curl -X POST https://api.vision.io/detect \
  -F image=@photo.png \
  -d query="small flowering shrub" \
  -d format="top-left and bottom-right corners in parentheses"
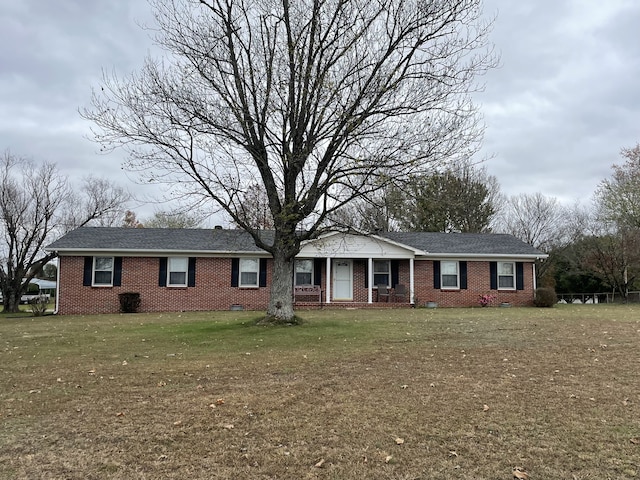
top-left (478, 294), bottom-right (497, 307)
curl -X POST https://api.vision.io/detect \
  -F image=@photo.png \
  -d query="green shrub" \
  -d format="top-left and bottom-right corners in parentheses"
top-left (534, 287), bottom-right (557, 307)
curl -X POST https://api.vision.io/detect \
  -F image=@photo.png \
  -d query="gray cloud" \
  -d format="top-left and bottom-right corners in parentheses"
top-left (1, 0), bottom-right (639, 218)
top-left (479, 0), bottom-right (640, 203)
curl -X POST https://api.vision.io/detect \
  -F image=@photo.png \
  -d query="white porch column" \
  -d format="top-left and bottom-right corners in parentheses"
top-left (409, 257), bottom-right (415, 305)
top-left (325, 257), bottom-right (331, 304)
top-left (368, 257), bottom-right (373, 303)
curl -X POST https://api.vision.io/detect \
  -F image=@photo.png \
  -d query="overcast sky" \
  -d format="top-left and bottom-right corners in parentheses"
top-left (2, 0), bottom-right (639, 221)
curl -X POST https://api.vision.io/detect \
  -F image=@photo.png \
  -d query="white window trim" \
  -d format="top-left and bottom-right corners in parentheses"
top-left (295, 259), bottom-right (314, 286)
top-left (239, 258), bottom-right (259, 288)
top-left (93, 256), bottom-right (114, 287)
top-left (167, 257), bottom-right (188, 287)
top-left (440, 260), bottom-right (459, 290)
top-left (498, 261), bottom-right (516, 290)
top-left (373, 260), bottom-right (391, 288)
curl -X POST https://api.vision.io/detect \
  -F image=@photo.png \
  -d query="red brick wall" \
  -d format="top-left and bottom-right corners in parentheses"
top-left (57, 256), bottom-right (271, 315)
top-left (411, 260), bottom-right (535, 307)
top-left (56, 256), bottom-right (536, 314)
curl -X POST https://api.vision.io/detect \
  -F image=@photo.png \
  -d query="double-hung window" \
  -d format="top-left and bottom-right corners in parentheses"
top-left (441, 261), bottom-right (459, 289)
top-left (295, 259), bottom-right (313, 285)
top-left (240, 258), bottom-right (259, 287)
top-left (168, 257), bottom-right (188, 287)
top-left (93, 257), bottom-right (114, 286)
top-left (373, 260), bottom-right (391, 287)
top-left (498, 261), bottom-right (516, 289)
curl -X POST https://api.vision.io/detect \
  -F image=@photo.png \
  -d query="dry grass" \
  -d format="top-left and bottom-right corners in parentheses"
top-left (1, 305), bottom-right (639, 479)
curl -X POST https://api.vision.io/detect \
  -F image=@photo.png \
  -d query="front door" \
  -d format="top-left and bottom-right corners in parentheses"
top-left (332, 260), bottom-right (353, 300)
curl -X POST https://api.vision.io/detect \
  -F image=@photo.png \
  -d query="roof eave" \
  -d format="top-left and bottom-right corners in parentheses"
top-left (418, 253), bottom-right (548, 260)
top-left (47, 248), bottom-right (270, 257)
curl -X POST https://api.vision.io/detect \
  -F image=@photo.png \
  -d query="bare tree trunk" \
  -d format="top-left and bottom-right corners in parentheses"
top-left (2, 282), bottom-right (22, 314)
top-left (264, 251), bottom-right (296, 324)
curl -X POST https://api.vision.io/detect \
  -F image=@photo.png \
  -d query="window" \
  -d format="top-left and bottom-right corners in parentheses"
top-left (168, 257), bottom-right (188, 286)
top-left (498, 262), bottom-right (515, 289)
top-left (441, 261), bottom-right (459, 289)
top-left (240, 258), bottom-right (259, 287)
top-left (295, 259), bottom-right (313, 285)
top-left (373, 260), bottom-right (390, 287)
top-left (93, 257), bottom-right (114, 286)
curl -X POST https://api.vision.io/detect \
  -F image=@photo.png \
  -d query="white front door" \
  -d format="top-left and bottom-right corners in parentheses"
top-left (332, 260), bottom-right (353, 300)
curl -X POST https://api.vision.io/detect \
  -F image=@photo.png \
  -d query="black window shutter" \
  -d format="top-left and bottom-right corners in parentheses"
top-left (433, 261), bottom-right (441, 289)
top-left (516, 262), bottom-right (524, 290)
top-left (313, 258), bottom-right (322, 286)
top-left (490, 262), bottom-right (498, 290)
top-left (188, 257), bottom-right (196, 287)
top-left (83, 256), bottom-right (93, 286)
top-left (391, 260), bottom-right (399, 287)
top-left (460, 261), bottom-right (468, 290)
top-left (113, 257), bottom-right (123, 287)
top-left (158, 257), bottom-right (168, 287)
top-left (231, 258), bottom-right (239, 287)
top-left (259, 258), bottom-right (267, 287)
top-left (364, 261), bottom-right (368, 288)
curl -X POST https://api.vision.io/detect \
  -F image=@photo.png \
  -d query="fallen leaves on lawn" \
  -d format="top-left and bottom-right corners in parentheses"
top-left (513, 466), bottom-right (530, 479)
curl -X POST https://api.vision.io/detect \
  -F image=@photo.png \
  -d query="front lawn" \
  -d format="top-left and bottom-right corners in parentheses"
top-left (1, 306), bottom-right (639, 479)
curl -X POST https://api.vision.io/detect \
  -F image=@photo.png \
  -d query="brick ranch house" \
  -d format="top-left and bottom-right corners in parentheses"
top-left (46, 227), bottom-right (547, 315)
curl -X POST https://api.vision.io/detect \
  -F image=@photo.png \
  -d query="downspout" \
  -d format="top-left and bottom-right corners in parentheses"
top-left (409, 257), bottom-right (415, 306)
top-left (53, 253), bottom-right (60, 314)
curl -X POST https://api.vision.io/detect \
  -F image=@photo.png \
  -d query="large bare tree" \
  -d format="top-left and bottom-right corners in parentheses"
top-left (496, 193), bottom-right (567, 252)
top-left (494, 192), bottom-right (570, 287)
top-left (595, 144), bottom-right (640, 229)
top-left (0, 152), bottom-right (129, 313)
top-left (84, 0), bottom-right (495, 322)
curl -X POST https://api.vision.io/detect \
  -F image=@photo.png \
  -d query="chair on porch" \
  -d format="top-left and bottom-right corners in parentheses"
top-left (393, 284), bottom-right (407, 303)
top-left (377, 284), bottom-right (391, 302)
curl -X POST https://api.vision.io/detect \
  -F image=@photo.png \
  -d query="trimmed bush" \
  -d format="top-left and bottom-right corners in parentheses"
top-left (534, 287), bottom-right (557, 308)
top-left (119, 292), bottom-right (141, 313)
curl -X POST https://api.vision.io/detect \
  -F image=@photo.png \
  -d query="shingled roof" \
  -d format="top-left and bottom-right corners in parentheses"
top-left (47, 227), bottom-right (272, 254)
top-left (379, 232), bottom-right (545, 257)
top-left (47, 227), bottom-right (545, 258)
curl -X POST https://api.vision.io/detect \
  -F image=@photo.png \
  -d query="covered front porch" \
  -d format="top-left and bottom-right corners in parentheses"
top-left (294, 232), bottom-right (422, 306)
